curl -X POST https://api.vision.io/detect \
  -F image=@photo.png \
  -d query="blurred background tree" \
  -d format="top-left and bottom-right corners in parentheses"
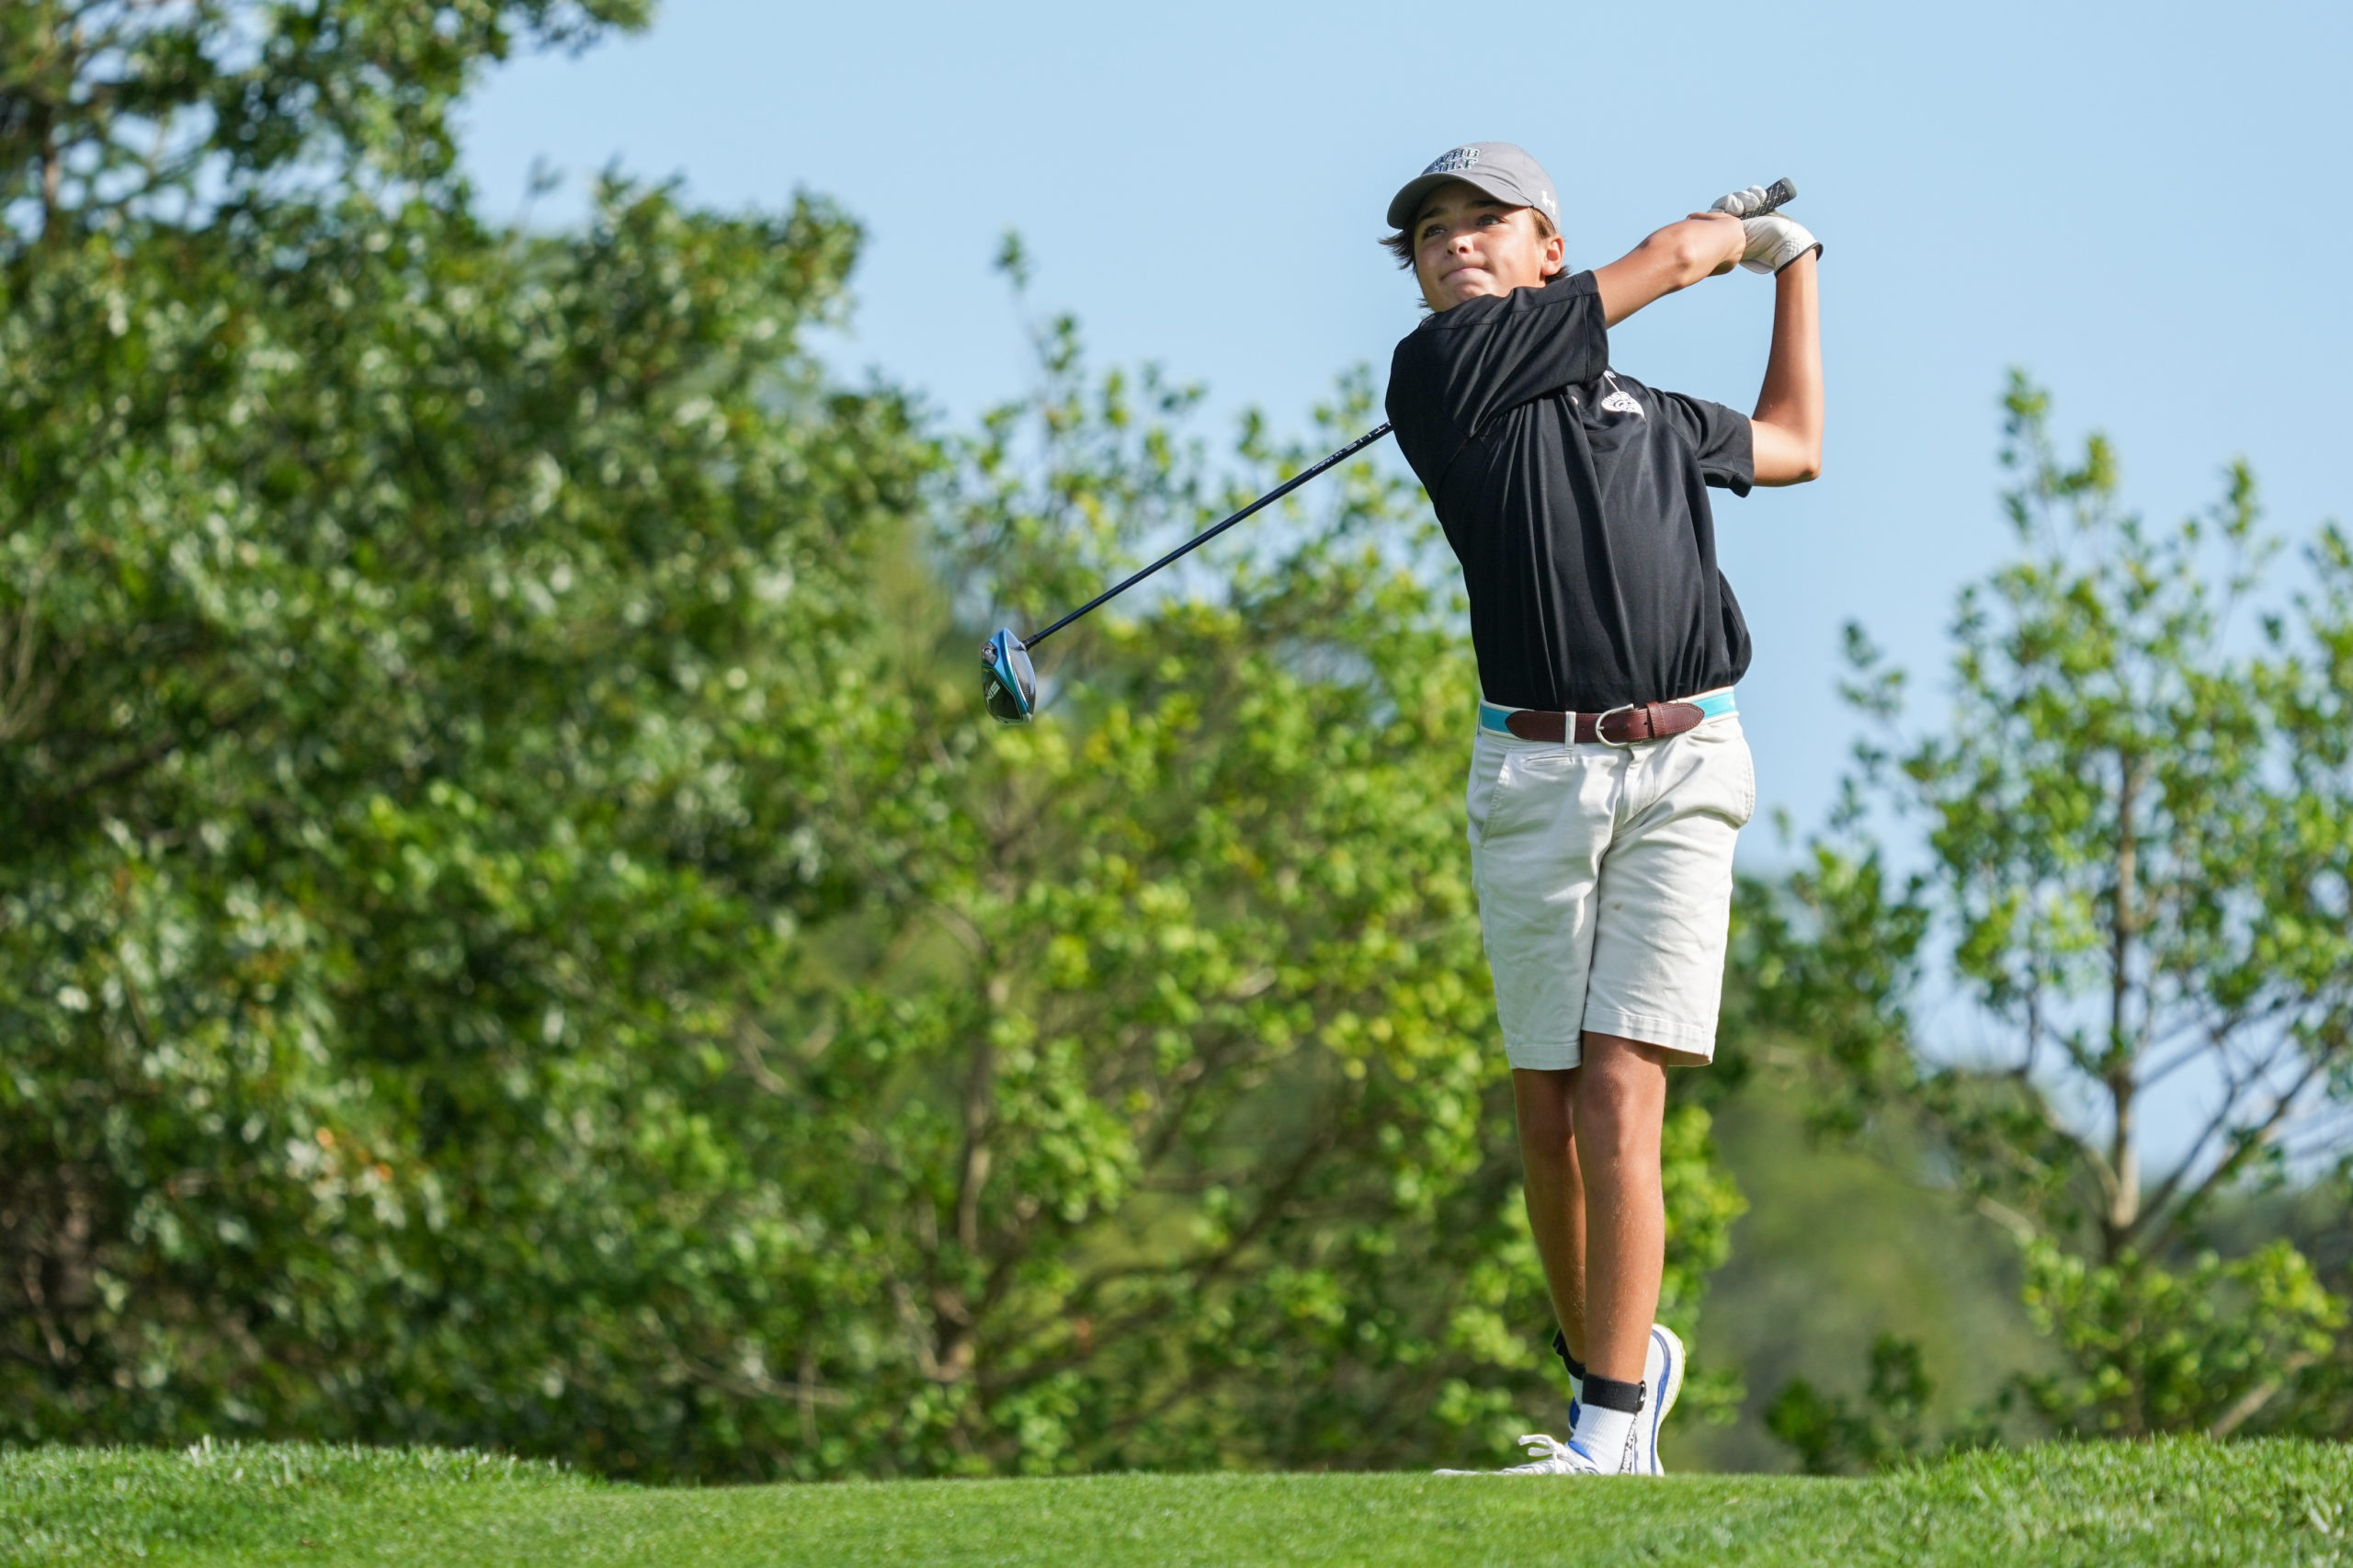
top-left (1745, 378), bottom-right (2353, 1469)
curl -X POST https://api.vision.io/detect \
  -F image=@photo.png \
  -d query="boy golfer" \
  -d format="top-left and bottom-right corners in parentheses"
top-left (1382, 144), bottom-right (1823, 1476)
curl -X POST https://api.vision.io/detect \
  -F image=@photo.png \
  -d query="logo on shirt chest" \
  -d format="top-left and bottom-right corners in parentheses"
top-left (1598, 372), bottom-right (1644, 417)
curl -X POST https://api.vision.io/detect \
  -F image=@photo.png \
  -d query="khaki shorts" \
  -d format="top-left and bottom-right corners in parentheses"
top-left (1464, 700), bottom-right (1755, 1070)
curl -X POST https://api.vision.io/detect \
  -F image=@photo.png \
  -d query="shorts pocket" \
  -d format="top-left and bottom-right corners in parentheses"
top-left (1465, 735), bottom-right (1559, 850)
top-left (1680, 721), bottom-right (1756, 829)
top-left (1722, 728), bottom-right (1757, 828)
top-left (1464, 735), bottom-right (1511, 850)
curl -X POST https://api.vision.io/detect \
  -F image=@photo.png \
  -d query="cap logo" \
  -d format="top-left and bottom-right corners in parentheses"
top-left (1423, 146), bottom-right (1483, 175)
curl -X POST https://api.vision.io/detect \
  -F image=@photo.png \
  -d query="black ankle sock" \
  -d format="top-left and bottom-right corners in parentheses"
top-left (1550, 1328), bottom-right (1586, 1383)
top-left (1581, 1372), bottom-right (1645, 1414)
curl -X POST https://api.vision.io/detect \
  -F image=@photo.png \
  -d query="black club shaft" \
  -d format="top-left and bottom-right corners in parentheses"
top-left (1023, 422), bottom-right (1395, 649)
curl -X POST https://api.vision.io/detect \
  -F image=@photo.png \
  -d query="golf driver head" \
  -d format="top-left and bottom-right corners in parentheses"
top-left (982, 628), bottom-right (1037, 724)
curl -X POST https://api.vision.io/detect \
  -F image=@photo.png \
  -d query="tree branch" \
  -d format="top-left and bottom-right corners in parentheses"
top-left (2207, 1346), bottom-right (2322, 1439)
top-left (2133, 1046), bottom-right (2332, 1251)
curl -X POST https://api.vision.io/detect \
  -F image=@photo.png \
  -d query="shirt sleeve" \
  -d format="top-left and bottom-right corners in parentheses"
top-left (1385, 271), bottom-right (1608, 485)
top-left (1654, 390), bottom-right (1756, 496)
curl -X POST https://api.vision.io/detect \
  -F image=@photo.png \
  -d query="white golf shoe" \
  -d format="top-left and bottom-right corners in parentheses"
top-left (1435, 1432), bottom-right (1610, 1477)
top-left (1623, 1324), bottom-right (1686, 1476)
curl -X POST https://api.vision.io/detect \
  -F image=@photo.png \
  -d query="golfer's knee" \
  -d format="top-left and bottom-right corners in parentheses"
top-left (1574, 1060), bottom-right (1665, 1168)
top-left (1511, 1066), bottom-right (1578, 1154)
top-left (1521, 1127), bottom-right (1577, 1179)
top-left (1574, 1103), bottom-right (1653, 1173)
top-left (1519, 1111), bottom-right (1577, 1175)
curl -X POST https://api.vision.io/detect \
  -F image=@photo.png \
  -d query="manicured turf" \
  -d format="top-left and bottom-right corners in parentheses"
top-left (3, 1437), bottom-right (2347, 1566)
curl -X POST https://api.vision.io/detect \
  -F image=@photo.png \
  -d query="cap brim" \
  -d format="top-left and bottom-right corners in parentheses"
top-left (1385, 169), bottom-right (1531, 233)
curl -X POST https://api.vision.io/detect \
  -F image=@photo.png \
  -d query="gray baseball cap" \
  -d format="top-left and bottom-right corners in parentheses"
top-left (1385, 142), bottom-right (1561, 233)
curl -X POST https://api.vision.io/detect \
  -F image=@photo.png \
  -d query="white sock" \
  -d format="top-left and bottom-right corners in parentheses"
top-left (1570, 1400), bottom-right (1635, 1470)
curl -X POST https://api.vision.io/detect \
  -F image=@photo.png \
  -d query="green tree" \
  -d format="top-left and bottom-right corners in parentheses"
top-left (1764, 1333), bottom-right (1938, 1475)
top-left (1750, 375), bottom-right (2351, 1453)
top-left (2, 0), bottom-right (649, 233)
top-left (2, 0), bottom-right (933, 1474)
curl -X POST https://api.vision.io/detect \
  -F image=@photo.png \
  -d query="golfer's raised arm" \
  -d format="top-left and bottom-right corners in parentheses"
top-left (1590, 212), bottom-right (1748, 327)
top-left (1748, 249), bottom-right (1823, 486)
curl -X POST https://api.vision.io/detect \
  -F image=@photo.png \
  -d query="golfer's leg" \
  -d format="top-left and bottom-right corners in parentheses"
top-left (1512, 1066), bottom-right (1587, 1362)
top-left (1572, 1032), bottom-right (1672, 1382)
top-left (1572, 720), bottom-right (1751, 1383)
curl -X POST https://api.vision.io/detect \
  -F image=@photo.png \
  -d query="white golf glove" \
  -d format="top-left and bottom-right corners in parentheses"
top-left (1710, 185), bottom-right (1777, 218)
top-left (1736, 213), bottom-right (1820, 274)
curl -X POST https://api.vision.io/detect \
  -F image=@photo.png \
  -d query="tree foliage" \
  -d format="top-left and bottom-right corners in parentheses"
top-left (2, 0), bottom-right (921, 1471)
top-left (1763, 1333), bottom-right (1949, 1475)
top-left (1749, 375), bottom-right (2353, 1454)
top-left (3, 0), bottom-right (648, 235)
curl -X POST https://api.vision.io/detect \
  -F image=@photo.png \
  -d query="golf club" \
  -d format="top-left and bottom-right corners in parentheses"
top-left (982, 421), bottom-right (1394, 722)
top-left (982, 177), bottom-right (1799, 723)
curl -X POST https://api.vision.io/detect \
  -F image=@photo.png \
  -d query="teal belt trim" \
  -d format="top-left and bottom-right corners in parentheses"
top-left (1479, 689), bottom-right (1736, 738)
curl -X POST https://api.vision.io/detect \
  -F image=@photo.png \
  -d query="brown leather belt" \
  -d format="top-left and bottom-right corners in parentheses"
top-left (1505, 700), bottom-right (1707, 746)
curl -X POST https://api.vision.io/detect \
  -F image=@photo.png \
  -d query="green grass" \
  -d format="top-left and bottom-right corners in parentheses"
top-left (4, 1438), bottom-right (2347, 1566)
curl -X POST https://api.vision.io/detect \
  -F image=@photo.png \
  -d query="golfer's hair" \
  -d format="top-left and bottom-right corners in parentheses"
top-left (1380, 206), bottom-right (1561, 271)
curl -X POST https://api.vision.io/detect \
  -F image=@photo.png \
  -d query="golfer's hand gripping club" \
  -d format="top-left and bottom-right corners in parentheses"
top-left (1708, 178), bottom-right (1817, 273)
top-left (1708, 178), bottom-right (1797, 219)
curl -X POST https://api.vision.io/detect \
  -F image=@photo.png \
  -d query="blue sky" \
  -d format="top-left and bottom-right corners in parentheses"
top-left (460, 0), bottom-right (2349, 1168)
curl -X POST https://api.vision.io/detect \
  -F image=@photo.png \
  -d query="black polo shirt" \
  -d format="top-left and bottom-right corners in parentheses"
top-left (1384, 269), bottom-right (1756, 713)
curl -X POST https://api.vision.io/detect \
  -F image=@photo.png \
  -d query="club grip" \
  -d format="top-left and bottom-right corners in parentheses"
top-left (1746, 177), bottom-right (1798, 216)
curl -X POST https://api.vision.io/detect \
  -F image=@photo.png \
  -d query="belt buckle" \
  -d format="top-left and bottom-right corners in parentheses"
top-left (1593, 703), bottom-right (1640, 748)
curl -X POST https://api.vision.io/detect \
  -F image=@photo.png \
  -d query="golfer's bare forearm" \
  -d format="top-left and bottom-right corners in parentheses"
top-left (1749, 251), bottom-right (1823, 485)
top-left (1592, 213), bottom-right (1747, 327)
